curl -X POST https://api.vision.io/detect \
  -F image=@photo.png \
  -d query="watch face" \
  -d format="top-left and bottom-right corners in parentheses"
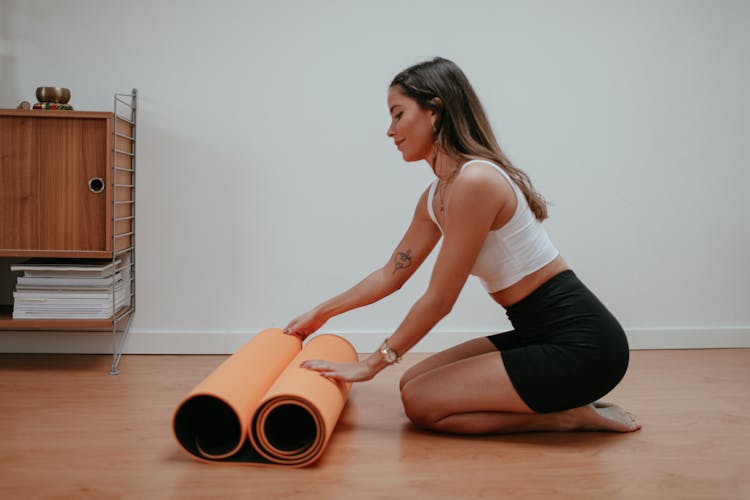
top-left (380, 343), bottom-right (395, 363)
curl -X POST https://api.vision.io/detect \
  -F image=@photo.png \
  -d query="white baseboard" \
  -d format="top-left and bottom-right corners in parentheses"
top-left (0, 327), bottom-right (748, 354)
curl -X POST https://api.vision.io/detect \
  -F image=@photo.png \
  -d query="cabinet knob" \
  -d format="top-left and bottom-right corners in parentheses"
top-left (88, 177), bottom-right (105, 193)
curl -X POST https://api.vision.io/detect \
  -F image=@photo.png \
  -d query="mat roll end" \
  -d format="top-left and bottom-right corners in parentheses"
top-left (173, 395), bottom-right (244, 460)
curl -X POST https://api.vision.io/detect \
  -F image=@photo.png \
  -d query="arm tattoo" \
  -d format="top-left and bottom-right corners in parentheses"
top-left (393, 249), bottom-right (413, 274)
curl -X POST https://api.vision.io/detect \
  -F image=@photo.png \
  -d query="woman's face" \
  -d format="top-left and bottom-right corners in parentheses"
top-left (387, 86), bottom-right (436, 162)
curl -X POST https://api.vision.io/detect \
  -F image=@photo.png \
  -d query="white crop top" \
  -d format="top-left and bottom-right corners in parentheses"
top-left (426, 160), bottom-right (559, 293)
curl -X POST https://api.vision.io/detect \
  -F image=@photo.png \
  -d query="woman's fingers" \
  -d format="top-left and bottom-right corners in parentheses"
top-left (301, 360), bottom-right (341, 375)
top-left (283, 314), bottom-right (321, 339)
top-left (283, 320), bottom-right (308, 339)
top-left (300, 360), bottom-right (344, 381)
top-left (300, 359), bottom-right (332, 371)
top-left (300, 360), bottom-right (373, 383)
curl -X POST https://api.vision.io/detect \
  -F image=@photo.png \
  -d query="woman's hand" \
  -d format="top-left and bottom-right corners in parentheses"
top-left (284, 308), bottom-right (327, 341)
top-left (300, 359), bottom-right (376, 383)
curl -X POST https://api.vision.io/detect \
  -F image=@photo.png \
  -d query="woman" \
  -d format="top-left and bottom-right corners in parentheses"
top-left (284, 57), bottom-right (640, 434)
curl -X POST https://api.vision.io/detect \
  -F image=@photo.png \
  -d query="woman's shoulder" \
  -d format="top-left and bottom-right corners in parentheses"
top-left (454, 158), bottom-right (517, 206)
top-left (456, 158), bottom-right (510, 186)
top-left (460, 157), bottom-right (505, 177)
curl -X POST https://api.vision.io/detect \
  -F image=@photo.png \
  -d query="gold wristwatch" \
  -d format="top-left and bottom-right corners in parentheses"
top-left (379, 339), bottom-right (401, 364)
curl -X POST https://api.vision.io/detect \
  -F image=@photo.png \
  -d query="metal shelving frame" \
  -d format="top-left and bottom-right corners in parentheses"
top-left (109, 89), bottom-right (137, 375)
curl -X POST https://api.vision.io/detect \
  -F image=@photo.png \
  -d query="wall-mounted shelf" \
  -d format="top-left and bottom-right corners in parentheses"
top-left (0, 90), bottom-right (137, 374)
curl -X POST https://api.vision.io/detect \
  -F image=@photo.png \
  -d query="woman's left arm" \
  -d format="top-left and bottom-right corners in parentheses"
top-left (302, 166), bottom-right (507, 381)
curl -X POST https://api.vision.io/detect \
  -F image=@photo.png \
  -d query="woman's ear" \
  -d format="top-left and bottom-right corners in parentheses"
top-left (430, 97), bottom-right (442, 128)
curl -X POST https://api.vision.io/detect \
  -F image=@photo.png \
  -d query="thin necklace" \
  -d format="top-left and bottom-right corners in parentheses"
top-left (438, 160), bottom-right (461, 212)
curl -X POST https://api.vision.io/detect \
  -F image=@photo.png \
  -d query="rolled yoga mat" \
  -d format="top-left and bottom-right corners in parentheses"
top-left (173, 328), bottom-right (358, 467)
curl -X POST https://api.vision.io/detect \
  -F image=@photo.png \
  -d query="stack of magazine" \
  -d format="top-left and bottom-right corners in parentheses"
top-left (11, 256), bottom-right (131, 319)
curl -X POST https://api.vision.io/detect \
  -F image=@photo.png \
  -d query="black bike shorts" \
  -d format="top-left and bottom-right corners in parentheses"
top-left (487, 270), bottom-right (629, 413)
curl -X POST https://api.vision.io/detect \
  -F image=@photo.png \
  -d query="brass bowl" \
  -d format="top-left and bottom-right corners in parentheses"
top-left (36, 87), bottom-right (71, 104)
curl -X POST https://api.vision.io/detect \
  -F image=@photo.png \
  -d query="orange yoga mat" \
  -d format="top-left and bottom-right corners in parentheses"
top-left (173, 328), bottom-right (358, 467)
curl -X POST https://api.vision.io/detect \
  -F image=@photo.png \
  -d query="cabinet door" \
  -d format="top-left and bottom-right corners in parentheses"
top-left (0, 115), bottom-right (111, 253)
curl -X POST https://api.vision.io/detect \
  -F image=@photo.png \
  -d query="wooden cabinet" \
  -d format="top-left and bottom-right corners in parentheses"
top-left (0, 94), bottom-right (137, 373)
top-left (0, 111), bottom-right (116, 255)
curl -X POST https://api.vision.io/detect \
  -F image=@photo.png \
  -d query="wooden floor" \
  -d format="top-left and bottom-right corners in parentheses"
top-left (0, 349), bottom-right (748, 499)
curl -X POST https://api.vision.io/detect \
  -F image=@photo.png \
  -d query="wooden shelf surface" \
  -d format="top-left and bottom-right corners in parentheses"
top-left (0, 109), bottom-right (112, 119)
top-left (0, 305), bottom-right (132, 331)
top-left (0, 250), bottom-right (113, 258)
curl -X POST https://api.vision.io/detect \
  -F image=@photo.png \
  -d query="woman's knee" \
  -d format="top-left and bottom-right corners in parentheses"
top-left (398, 365), bottom-right (421, 391)
top-left (399, 338), bottom-right (496, 392)
top-left (398, 354), bottom-right (439, 391)
top-left (400, 380), bottom-right (440, 429)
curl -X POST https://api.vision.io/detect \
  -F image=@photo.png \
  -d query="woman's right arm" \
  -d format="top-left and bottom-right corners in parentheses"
top-left (284, 187), bottom-right (441, 339)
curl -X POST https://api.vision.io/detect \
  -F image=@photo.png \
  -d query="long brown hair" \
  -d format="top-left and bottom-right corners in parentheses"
top-left (391, 57), bottom-right (548, 221)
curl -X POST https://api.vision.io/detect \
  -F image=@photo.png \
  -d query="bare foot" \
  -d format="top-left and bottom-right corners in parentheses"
top-left (566, 402), bottom-right (641, 432)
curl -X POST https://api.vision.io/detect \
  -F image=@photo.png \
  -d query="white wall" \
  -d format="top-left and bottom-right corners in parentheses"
top-left (1, 0), bottom-right (748, 353)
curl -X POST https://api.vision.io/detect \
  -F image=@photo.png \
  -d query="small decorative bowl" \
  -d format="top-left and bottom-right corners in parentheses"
top-left (36, 87), bottom-right (71, 104)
